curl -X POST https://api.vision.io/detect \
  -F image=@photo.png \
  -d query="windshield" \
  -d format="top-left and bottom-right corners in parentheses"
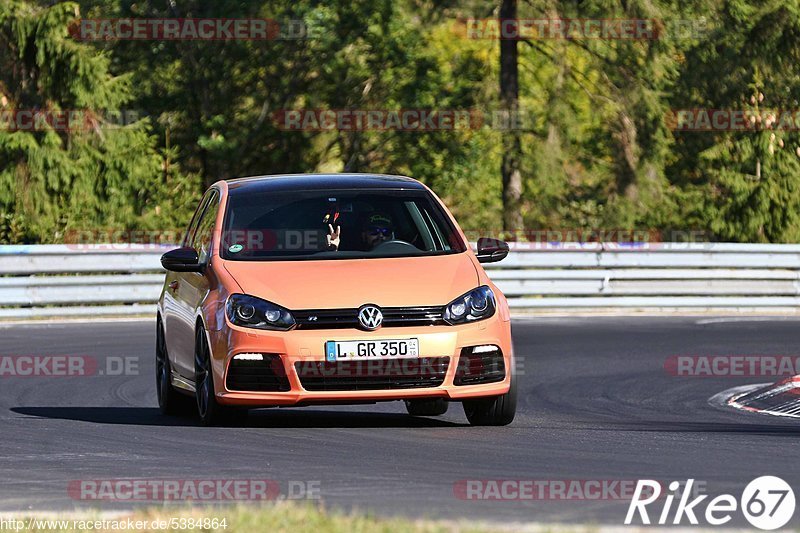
top-left (220, 189), bottom-right (466, 261)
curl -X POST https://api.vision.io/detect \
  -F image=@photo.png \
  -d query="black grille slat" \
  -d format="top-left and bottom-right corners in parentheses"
top-left (296, 357), bottom-right (450, 391)
top-left (294, 306), bottom-right (445, 329)
top-left (454, 349), bottom-right (506, 386)
top-left (226, 355), bottom-right (291, 392)
top-left (381, 307), bottom-right (445, 326)
top-left (293, 309), bottom-right (359, 329)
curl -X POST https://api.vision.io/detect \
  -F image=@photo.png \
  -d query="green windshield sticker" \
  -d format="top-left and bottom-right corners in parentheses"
top-left (228, 244), bottom-right (244, 253)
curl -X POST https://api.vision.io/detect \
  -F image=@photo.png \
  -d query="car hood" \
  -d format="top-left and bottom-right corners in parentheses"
top-left (222, 253), bottom-right (479, 309)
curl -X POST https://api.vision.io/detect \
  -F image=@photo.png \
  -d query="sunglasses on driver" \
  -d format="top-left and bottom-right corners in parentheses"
top-left (366, 226), bottom-right (392, 237)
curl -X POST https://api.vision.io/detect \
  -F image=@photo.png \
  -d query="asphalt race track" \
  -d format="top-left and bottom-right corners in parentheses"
top-left (1, 317), bottom-right (799, 526)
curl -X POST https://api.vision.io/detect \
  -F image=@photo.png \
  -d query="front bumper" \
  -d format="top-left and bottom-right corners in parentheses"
top-left (208, 315), bottom-right (512, 407)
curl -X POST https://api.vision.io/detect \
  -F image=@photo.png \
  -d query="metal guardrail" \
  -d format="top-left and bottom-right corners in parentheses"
top-left (2, 243), bottom-right (800, 318)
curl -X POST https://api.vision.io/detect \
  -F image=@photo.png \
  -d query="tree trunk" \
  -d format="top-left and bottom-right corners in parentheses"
top-left (500, 0), bottom-right (523, 231)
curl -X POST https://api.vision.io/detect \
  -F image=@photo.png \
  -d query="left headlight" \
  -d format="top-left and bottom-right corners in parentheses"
top-left (443, 286), bottom-right (496, 325)
top-left (226, 294), bottom-right (296, 331)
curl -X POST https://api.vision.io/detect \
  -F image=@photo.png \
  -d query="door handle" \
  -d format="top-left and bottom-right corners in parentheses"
top-left (168, 280), bottom-right (179, 292)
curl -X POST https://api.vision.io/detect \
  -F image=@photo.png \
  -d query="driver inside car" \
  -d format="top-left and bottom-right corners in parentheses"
top-left (327, 212), bottom-right (395, 251)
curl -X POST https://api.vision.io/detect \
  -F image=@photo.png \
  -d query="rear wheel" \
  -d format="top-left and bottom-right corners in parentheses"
top-left (156, 318), bottom-right (193, 416)
top-left (404, 398), bottom-right (448, 417)
top-left (194, 326), bottom-right (247, 426)
top-left (462, 375), bottom-right (517, 426)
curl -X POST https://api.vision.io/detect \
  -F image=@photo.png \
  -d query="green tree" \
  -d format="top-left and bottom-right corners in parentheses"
top-left (0, 0), bottom-right (197, 243)
top-left (700, 85), bottom-right (800, 241)
top-left (671, 0), bottom-right (800, 241)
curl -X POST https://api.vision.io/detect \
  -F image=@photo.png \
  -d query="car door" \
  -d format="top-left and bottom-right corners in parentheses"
top-left (177, 190), bottom-right (220, 380)
top-left (164, 189), bottom-right (217, 380)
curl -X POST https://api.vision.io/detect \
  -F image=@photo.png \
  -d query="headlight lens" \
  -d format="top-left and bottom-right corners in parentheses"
top-left (443, 286), bottom-right (496, 325)
top-left (226, 294), bottom-right (295, 331)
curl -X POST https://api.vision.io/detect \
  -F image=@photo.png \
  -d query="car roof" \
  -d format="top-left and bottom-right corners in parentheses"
top-left (225, 173), bottom-right (426, 194)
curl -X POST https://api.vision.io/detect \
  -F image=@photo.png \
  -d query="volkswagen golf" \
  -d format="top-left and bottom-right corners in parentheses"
top-left (157, 174), bottom-right (516, 426)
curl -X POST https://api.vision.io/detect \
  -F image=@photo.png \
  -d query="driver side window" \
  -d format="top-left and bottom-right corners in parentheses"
top-left (182, 190), bottom-right (214, 247)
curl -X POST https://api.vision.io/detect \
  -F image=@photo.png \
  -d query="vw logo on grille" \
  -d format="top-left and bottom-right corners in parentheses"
top-left (357, 305), bottom-right (383, 330)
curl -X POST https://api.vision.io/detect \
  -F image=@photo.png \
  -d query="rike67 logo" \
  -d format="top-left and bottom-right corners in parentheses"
top-left (625, 477), bottom-right (795, 530)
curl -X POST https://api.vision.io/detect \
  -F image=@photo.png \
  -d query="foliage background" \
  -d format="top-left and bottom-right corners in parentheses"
top-left (2, 0), bottom-right (800, 243)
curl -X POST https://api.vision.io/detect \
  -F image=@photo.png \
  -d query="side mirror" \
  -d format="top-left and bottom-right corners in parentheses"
top-left (161, 247), bottom-right (202, 272)
top-left (476, 237), bottom-right (509, 264)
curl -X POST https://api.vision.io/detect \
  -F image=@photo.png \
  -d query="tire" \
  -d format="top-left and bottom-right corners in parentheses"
top-left (156, 317), bottom-right (194, 416)
top-left (194, 326), bottom-right (247, 426)
top-left (462, 375), bottom-right (517, 426)
top-left (404, 398), bottom-right (449, 416)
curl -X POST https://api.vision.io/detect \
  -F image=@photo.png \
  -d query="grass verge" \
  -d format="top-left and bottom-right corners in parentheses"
top-left (15, 502), bottom-right (526, 533)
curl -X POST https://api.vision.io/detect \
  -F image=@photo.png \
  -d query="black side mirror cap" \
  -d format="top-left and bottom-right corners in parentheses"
top-left (476, 237), bottom-right (510, 264)
top-left (161, 247), bottom-right (202, 272)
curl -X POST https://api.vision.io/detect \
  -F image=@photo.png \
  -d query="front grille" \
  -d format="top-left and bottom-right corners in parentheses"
top-left (294, 306), bottom-right (445, 329)
top-left (295, 357), bottom-right (450, 391)
top-left (454, 348), bottom-right (506, 386)
top-left (226, 354), bottom-right (291, 392)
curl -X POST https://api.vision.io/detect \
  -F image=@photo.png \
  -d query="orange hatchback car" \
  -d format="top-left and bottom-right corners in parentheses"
top-left (157, 174), bottom-right (516, 426)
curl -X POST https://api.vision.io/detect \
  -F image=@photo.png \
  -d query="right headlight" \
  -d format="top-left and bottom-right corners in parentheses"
top-left (226, 294), bottom-right (295, 331)
top-left (443, 286), bottom-right (496, 325)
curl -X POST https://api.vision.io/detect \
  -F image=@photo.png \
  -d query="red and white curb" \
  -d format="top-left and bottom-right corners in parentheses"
top-left (712, 376), bottom-right (800, 418)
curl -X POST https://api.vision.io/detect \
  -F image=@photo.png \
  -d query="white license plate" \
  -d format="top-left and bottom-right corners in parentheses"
top-left (325, 339), bottom-right (419, 362)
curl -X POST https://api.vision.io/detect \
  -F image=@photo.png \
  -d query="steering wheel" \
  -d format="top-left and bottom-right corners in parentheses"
top-left (372, 239), bottom-right (418, 253)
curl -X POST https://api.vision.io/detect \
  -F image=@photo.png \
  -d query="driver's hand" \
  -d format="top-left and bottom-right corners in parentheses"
top-left (327, 224), bottom-right (341, 250)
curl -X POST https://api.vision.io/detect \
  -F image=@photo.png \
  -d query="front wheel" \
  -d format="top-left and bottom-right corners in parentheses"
top-left (462, 375), bottom-right (517, 426)
top-left (194, 326), bottom-right (246, 426)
